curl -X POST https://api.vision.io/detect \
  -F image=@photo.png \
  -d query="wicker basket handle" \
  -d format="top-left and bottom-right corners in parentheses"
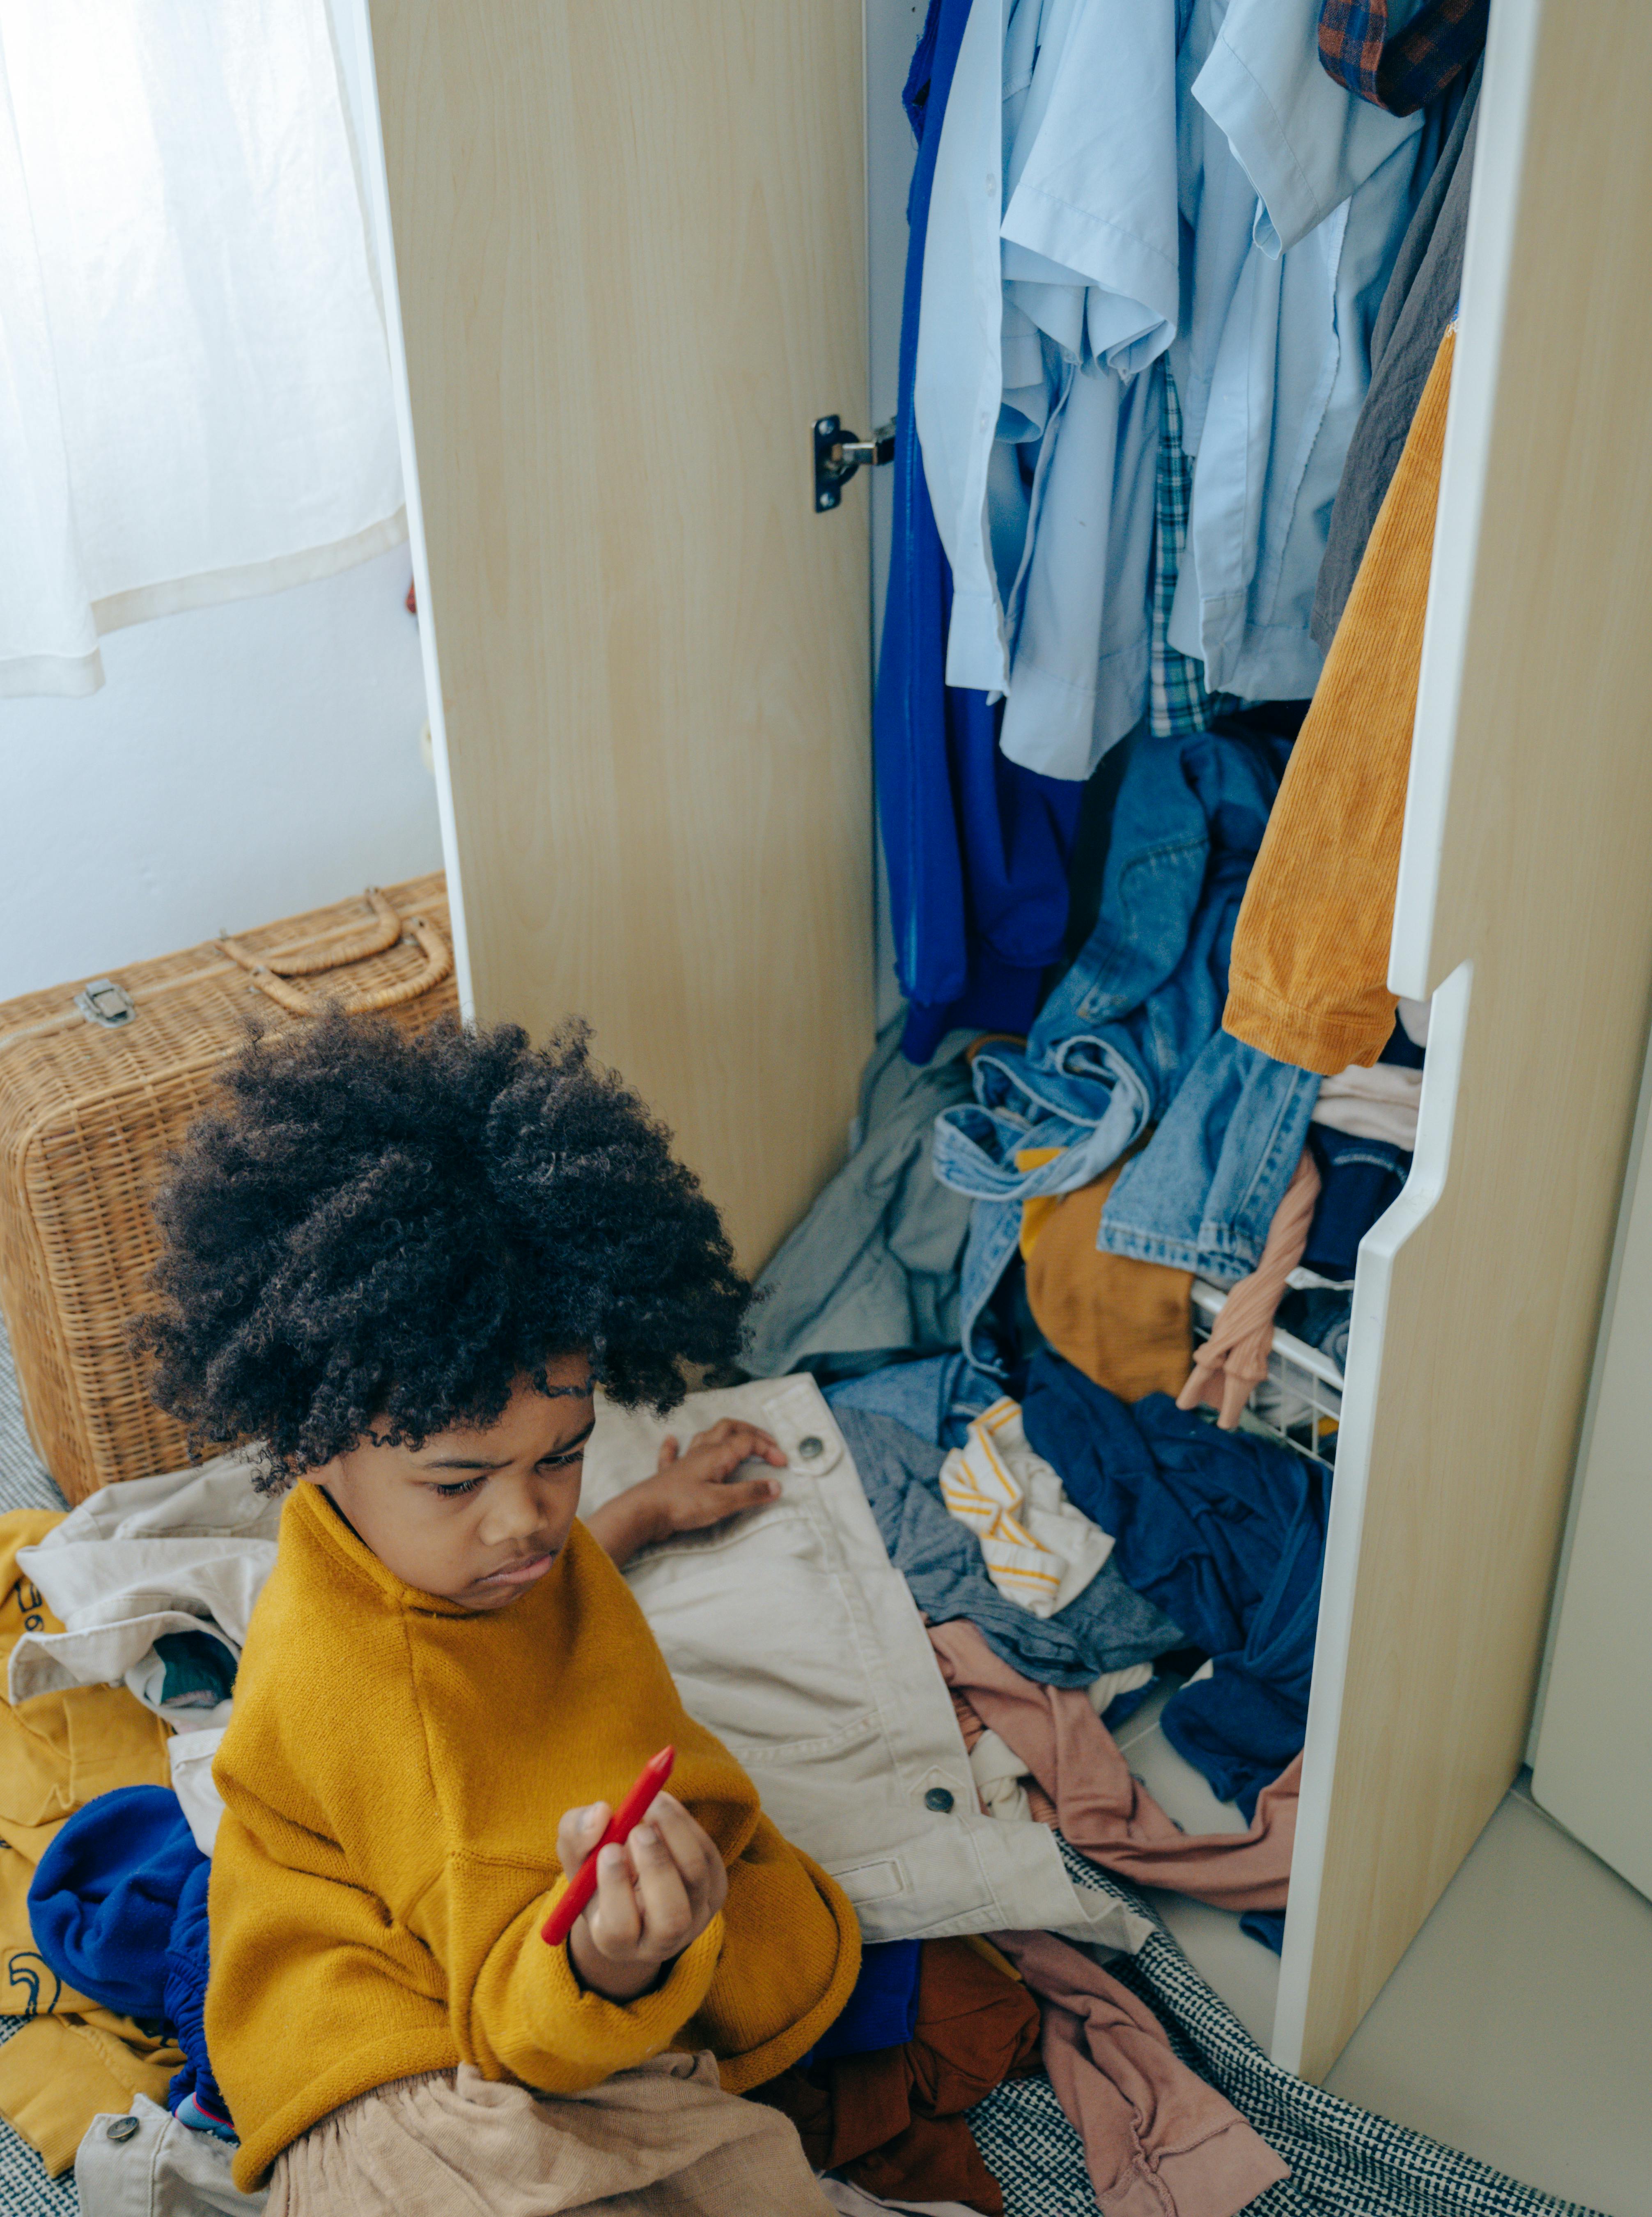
top-left (257, 886), bottom-right (403, 976)
top-left (216, 895), bottom-right (452, 1018)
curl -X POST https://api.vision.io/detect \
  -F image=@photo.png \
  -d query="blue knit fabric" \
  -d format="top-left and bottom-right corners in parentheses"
top-left (164, 1857), bottom-right (231, 2130)
top-left (28, 1785), bottom-right (198, 2020)
top-left (28, 1782), bottom-right (230, 2132)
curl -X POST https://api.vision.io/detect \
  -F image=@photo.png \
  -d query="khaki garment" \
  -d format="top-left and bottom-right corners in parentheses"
top-left (0, 1511), bottom-right (181, 2176)
top-left (1223, 324), bottom-right (1457, 1075)
top-left (1021, 1154), bottom-right (1194, 1404)
top-left (268, 2052), bottom-right (835, 2217)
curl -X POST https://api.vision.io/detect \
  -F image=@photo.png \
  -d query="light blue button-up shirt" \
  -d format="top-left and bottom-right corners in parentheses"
top-left (1168, 0), bottom-right (1434, 699)
top-left (915, 0), bottom-right (1179, 781)
top-left (916, 0), bottom-right (1437, 763)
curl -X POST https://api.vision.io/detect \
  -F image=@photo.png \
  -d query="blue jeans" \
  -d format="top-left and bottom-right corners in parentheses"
top-left (932, 727), bottom-right (1318, 1364)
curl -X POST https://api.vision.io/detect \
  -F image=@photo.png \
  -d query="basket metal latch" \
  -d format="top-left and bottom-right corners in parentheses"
top-left (814, 415), bottom-right (895, 511)
top-left (74, 978), bottom-right (138, 1029)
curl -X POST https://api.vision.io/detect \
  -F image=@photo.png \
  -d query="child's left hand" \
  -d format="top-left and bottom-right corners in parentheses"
top-left (583, 1421), bottom-right (787, 1568)
top-left (645, 1421), bottom-right (787, 1534)
top-left (558, 1790), bottom-right (729, 2003)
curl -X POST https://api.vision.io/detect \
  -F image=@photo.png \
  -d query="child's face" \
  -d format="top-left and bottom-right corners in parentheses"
top-left (308, 1355), bottom-right (595, 1607)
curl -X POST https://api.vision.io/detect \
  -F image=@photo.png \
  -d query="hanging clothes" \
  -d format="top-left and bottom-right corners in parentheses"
top-left (874, 0), bottom-right (1082, 1062)
top-left (1223, 324), bottom-right (1455, 1073)
top-left (1312, 56), bottom-right (1480, 645)
top-left (1167, 0), bottom-right (1437, 702)
top-left (1317, 0), bottom-right (1490, 117)
top-left (1149, 368), bottom-right (1235, 739)
top-left (915, 0), bottom-right (1177, 782)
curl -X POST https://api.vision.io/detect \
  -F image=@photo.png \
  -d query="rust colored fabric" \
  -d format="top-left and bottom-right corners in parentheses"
top-left (1224, 325), bottom-right (1456, 1075)
top-left (991, 1930), bottom-right (1289, 2215)
top-left (931, 1622), bottom-right (1297, 1915)
top-left (1022, 1154), bottom-right (1194, 1404)
top-left (752, 1938), bottom-right (1040, 2215)
top-left (1177, 1149), bottom-right (1322, 1429)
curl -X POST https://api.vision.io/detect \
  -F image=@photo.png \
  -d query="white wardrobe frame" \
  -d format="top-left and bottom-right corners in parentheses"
top-left (349, 0), bottom-right (1652, 2082)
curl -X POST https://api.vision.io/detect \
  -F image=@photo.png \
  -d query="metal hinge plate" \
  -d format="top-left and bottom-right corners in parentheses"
top-left (814, 415), bottom-right (896, 510)
top-left (75, 978), bottom-right (137, 1029)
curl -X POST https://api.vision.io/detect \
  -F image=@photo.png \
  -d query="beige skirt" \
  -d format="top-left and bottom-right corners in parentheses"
top-left (267, 2051), bottom-right (835, 2217)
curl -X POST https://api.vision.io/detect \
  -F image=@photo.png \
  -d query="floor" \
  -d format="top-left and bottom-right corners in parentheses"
top-left (1117, 1681), bottom-right (1652, 2216)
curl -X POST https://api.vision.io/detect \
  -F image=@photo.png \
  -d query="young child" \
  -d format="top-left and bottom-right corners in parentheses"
top-left (134, 1013), bottom-right (860, 2210)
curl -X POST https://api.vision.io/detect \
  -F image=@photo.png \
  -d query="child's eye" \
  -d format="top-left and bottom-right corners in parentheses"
top-left (433, 1476), bottom-right (486, 1499)
top-left (537, 1449), bottom-right (585, 1473)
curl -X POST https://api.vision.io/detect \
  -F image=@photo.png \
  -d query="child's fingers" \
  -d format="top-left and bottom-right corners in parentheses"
top-left (584, 1841), bottom-right (641, 1955)
top-left (656, 1435), bottom-right (680, 1468)
top-left (626, 1823), bottom-right (695, 1954)
top-left (689, 1420), bottom-right (785, 1470)
top-left (556, 1800), bottom-right (609, 1872)
top-left (710, 1473), bottom-right (780, 1516)
top-left (648, 1794), bottom-right (728, 1919)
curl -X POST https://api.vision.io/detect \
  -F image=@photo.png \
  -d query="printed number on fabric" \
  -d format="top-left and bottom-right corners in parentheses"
top-left (4, 1576), bottom-right (46, 1634)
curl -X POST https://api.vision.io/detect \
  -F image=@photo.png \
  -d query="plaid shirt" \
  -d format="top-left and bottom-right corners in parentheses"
top-left (1150, 369), bottom-right (1235, 740)
top-left (1318, 0), bottom-right (1489, 117)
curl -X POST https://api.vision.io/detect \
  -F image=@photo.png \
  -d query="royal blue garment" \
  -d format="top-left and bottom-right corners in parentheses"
top-left (1241, 1909), bottom-right (1286, 1955)
top-left (29, 1784), bottom-right (231, 2134)
top-left (1021, 1354), bottom-right (1328, 1817)
top-left (165, 1859), bottom-right (233, 2134)
top-left (29, 1785), bottom-right (200, 2020)
top-left (1301, 1126), bottom-right (1412, 1281)
top-left (876, 0), bottom-right (1082, 1064)
top-left (810, 1940), bottom-right (923, 2063)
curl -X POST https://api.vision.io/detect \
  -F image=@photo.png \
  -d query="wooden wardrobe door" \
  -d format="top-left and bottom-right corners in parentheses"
top-left (1532, 1025), bottom-right (1652, 1901)
top-left (1276, 0), bottom-right (1652, 2079)
top-left (365, 2), bottom-right (872, 1272)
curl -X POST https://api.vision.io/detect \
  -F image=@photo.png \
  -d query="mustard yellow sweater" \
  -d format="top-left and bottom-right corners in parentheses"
top-left (207, 1486), bottom-right (860, 2189)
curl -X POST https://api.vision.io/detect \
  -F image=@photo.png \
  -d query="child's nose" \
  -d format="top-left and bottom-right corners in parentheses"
top-left (477, 1477), bottom-right (548, 1545)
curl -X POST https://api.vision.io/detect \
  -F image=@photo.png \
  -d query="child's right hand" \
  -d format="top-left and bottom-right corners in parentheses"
top-left (556, 1792), bottom-right (728, 2002)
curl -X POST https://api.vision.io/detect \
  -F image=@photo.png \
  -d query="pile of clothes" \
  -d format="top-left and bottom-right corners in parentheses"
top-left (0, 1424), bottom-right (1301, 2217)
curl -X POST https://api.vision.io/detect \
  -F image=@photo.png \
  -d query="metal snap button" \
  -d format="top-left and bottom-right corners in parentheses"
top-left (924, 1786), bottom-right (955, 1813)
top-left (106, 2115), bottom-right (140, 2142)
top-left (796, 1435), bottom-right (825, 1461)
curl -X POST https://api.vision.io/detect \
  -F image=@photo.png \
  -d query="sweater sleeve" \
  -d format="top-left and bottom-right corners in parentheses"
top-left (681, 1826), bottom-right (861, 2091)
top-left (427, 1861), bottom-right (725, 2092)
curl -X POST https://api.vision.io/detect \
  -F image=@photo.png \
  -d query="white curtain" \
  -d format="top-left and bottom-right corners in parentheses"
top-left (0, 0), bottom-right (405, 697)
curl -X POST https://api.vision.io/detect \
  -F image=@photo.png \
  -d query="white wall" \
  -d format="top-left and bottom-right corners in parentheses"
top-left (0, 545), bottom-right (438, 1002)
top-left (0, 0), bottom-right (441, 1007)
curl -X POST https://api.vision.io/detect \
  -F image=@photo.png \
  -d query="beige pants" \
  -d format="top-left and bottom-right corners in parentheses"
top-left (268, 2052), bottom-right (835, 2217)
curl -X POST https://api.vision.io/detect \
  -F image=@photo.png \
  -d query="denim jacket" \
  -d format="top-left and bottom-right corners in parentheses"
top-left (932, 726), bottom-right (1320, 1366)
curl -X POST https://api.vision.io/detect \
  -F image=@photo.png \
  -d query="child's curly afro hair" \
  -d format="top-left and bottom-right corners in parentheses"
top-left (133, 1011), bottom-right (751, 1489)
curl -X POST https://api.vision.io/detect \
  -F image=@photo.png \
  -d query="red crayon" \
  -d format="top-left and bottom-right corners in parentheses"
top-left (541, 1746), bottom-right (677, 1947)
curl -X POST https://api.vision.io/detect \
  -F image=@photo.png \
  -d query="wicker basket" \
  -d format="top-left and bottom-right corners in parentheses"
top-left (0, 874), bottom-right (458, 1503)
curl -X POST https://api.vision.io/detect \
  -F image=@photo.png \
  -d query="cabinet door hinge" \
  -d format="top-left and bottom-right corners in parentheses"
top-left (814, 415), bottom-right (895, 510)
